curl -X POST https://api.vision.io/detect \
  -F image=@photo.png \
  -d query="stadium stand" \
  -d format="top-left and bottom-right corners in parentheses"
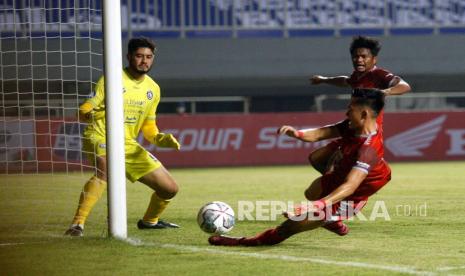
top-left (2, 0), bottom-right (465, 114)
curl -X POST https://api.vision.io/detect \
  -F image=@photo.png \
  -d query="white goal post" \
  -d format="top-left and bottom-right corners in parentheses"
top-left (102, 0), bottom-right (127, 239)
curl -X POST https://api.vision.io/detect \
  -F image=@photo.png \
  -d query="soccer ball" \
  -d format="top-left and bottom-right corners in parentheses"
top-left (197, 201), bottom-right (235, 235)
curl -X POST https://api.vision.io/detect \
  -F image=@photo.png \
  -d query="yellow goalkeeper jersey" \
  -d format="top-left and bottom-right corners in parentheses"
top-left (84, 68), bottom-right (160, 140)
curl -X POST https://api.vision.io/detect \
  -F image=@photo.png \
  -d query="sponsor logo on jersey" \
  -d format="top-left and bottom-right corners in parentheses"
top-left (385, 115), bottom-right (446, 157)
top-left (127, 99), bottom-right (144, 105)
top-left (147, 90), bottom-right (153, 100)
top-left (125, 116), bottom-right (137, 124)
top-left (98, 143), bottom-right (107, 149)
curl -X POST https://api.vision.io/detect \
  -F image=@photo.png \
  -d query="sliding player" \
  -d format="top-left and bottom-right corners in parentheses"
top-left (65, 37), bottom-right (180, 236)
top-left (307, 36), bottom-right (410, 235)
top-left (209, 88), bottom-right (391, 246)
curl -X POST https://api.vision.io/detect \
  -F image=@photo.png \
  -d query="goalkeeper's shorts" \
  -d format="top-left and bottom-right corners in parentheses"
top-left (82, 133), bottom-right (162, 182)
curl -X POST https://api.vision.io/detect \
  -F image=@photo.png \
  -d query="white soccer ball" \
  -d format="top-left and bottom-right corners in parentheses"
top-left (197, 201), bottom-right (235, 235)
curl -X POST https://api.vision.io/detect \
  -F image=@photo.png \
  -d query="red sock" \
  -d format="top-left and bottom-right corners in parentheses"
top-left (323, 221), bottom-right (349, 236)
top-left (241, 228), bottom-right (287, 246)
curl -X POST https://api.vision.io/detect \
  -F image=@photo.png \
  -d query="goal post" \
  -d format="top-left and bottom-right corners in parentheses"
top-left (0, 0), bottom-right (127, 239)
top-left (102, 0), bottom-right (127, 239)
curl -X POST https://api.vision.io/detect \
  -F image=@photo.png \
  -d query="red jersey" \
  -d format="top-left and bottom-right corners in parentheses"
top-left (326, 66), bottom-right (398, 154)
top-left (347, 66), bottom-right (396, 90)
top-left (347, 66), bottom-right (397, 127)
top-left (322, 120), bottom-right (391, 201)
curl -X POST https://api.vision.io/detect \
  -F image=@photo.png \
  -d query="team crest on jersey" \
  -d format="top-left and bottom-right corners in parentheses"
top-left (147, 90), bottom-right (153, 100)
top-left (123, 87), bottom-right (126, 93)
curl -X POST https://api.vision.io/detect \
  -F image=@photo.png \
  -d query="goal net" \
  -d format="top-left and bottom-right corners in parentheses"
top-left (0, 0), bottom-right (107, 241)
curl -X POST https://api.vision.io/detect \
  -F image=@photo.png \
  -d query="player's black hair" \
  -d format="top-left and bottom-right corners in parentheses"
top-left (128, 37), bottom-right (156, 55)
top-left (350, 36), bottom-right (381, 56)
top-left (351, 88), bottom-right (385, 116)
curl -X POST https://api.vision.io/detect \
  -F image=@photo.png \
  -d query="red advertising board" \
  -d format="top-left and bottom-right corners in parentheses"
top-left (148, 111), bottom-right (465, 167)
top-left (2, 111), bottom-right (464, 173)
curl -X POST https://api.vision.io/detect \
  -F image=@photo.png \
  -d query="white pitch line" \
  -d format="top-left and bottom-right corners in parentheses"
top-left (0, 242), bottom-right (27, 247)
top-left (437, 266), bottom-right (465, 271)
top-left (0, 241), bottom-right (48, 247)
top-left (125, 238), bottom-right (435, 276)
top-left (2, 238), bottom-right (461, 276)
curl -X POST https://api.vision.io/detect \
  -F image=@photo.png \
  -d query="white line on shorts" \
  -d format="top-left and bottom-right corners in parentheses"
top-left (124, 238), bottom-right (436, 276)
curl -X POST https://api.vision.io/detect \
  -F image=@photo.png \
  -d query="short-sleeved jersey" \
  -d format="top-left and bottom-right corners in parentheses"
top-left (323, 120), bottom-right (391, 201)
top-left (347, 66), bottom-right (397, 127)
top-left (84, 68), bottom-right (161, 140)
top-left (347, 66), bottom-right (396, 90)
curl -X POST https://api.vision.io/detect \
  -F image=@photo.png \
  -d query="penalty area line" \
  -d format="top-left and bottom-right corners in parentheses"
top-left (124, 238), bottom-right (435, 276)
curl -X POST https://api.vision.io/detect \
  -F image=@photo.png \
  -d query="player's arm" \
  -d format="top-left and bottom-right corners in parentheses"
top-left (277, 122), bottom-right (343, 142)
top-left (310, 75), bottom-right (350, 87)
top-left (79, 78), bottom-right (105, 123)
top-left (78, 100), bottom-right (106, 123)
top-left (315, 145), bottom-right (377, 206)
top-left (78, 101), bottom-right (94, 122)
top-left (319, 168), bottom-right (366, 204)
top-left (382, 76), bottom-right (411, 96)
top-left (141, 119), bottom-right (180, 150)
top-left (283, 168), bottom-right (366, 219)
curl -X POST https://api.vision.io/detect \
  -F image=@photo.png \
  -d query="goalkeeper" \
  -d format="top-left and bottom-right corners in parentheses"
top-left (65, 37), bottom-right (180, 236)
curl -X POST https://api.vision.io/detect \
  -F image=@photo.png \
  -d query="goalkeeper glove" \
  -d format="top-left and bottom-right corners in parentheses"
top-left (154, 133), bottom-right (181, 150)
top-left (83, 110), bottom-right (105, 123)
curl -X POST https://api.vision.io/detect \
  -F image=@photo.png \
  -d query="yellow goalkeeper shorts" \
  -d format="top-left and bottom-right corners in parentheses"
top-left (82, 133), bottom-right (161, 182)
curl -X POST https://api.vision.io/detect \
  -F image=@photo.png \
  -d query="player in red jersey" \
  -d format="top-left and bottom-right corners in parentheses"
top-left (306, 36), bottom-right (410, 235)
top-left (209, 88), bottom-right (390, 246)
top-left (309, 36), bottom-right (410, 175)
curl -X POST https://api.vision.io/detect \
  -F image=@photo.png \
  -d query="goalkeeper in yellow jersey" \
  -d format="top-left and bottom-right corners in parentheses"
top-left (65, 37), bottom-right (181, 236)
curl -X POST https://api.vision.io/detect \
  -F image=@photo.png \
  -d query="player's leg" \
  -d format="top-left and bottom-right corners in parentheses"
top-left (308, 145), bottom-right (333, 174)
top-left (309, 139), bottom-right (343, 175)
top-left (125, 144), bottom-right (179, 229)
top-left (137, 165), bottom-right (180, 229)
top-left (322, 200), bottom-right (367, 237)
top-left (304, 177), bottom-right (323, 200)
top-left (65, 137), bottom-right (107, 236)
top-left (209, 215), bottom-right (325, 246)
top-left (209, 198), bottom-right (363, 246)
top-left (322, 220), bottom-right (349, 236)
top-left (305, 176), bottom-right (350, 236)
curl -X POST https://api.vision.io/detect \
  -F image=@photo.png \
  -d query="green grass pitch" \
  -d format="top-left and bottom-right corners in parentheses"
top-left (1, 161), bottom-right (465, 275)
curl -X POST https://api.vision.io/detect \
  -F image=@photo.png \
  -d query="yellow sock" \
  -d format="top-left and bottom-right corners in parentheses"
top-left (142, 192), bottom-right (171, 224)
top-left (71, 176), bottom-right (107, 226)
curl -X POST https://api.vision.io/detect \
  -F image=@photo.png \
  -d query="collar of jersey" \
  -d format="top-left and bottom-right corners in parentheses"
top-left (124, 68), bottom-right (145, 84)
top-left (355, 123), bottom-right (378, 138)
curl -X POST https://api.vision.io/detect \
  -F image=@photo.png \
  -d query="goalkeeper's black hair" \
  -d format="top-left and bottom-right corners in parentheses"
top-left (128, 37), bottom-right (156, 54)
top-left (350, 36), bottom-right (381, 56)
top-left (351, 88), bottom-right (385, 116)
